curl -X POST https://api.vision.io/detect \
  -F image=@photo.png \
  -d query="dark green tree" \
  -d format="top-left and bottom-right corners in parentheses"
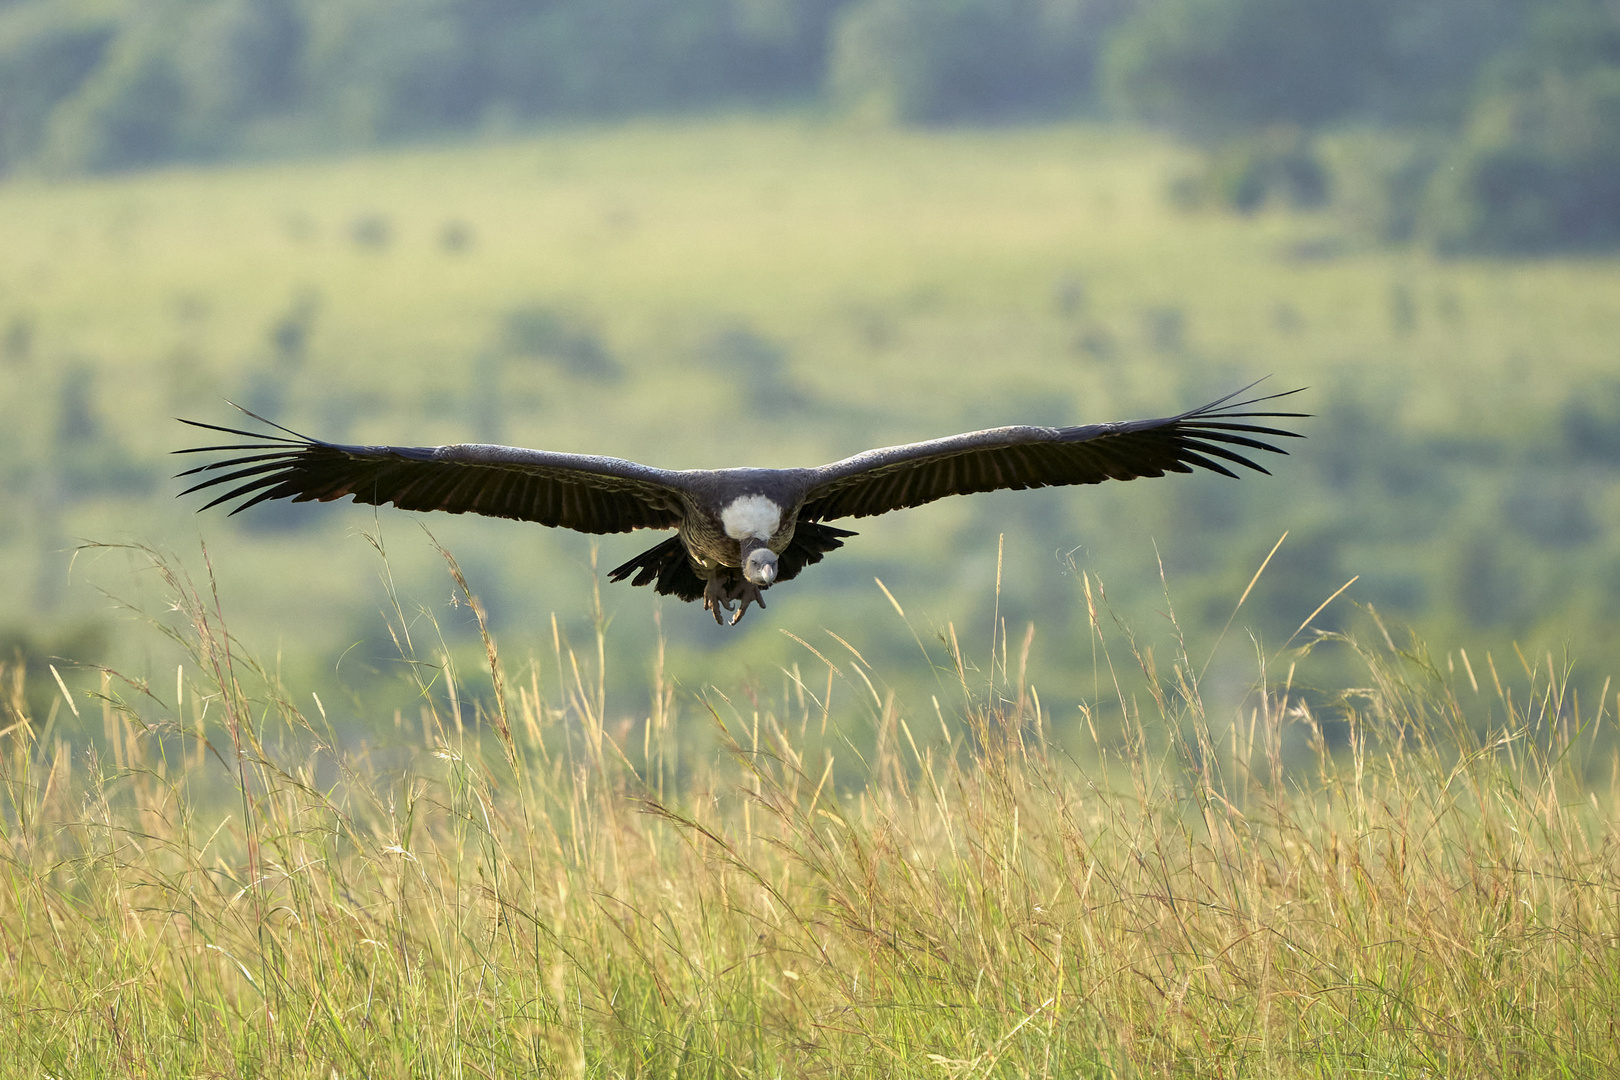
top-left (0, 0), bottom-right (854, 174)
top-left (1104, 0), bottom-right (1395, 133)
top-left (1422, 1), bottom-right (1620, 252)
top-left (0, 3), bottom-right (119, 171)
top-left (829, 0), bottom-right (1131, 123)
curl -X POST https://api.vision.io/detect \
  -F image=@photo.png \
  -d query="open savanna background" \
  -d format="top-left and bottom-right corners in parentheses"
top-left (2, 1), bottom-right (1619, 1075)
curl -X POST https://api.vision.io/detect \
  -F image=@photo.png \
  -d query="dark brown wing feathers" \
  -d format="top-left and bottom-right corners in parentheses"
top-left (175, 417), bottom-right (685, 534)
top-left (799, 388), bottom-right (1303, 522)
top-left (605, 535), bottom-right (705, 600)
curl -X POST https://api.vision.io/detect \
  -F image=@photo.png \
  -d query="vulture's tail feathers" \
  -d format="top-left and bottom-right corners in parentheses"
top-left (776, 521), bottom-right (858, 583)
top-left (608, 536), bottom-right (707, 602)
top-left (607, 521), bottom-right (860, 600)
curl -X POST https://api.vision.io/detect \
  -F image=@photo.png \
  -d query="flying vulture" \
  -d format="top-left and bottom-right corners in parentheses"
top-left (176, 386), bottom-right (1304, 624)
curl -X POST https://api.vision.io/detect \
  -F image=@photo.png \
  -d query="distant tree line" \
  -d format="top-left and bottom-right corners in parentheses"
top-left (0, 0), bottom-right (850, 171)
top-left (3, 0), bottom-right (1618, 252)
top-left (1107, 0), bottom-right (1620, 253)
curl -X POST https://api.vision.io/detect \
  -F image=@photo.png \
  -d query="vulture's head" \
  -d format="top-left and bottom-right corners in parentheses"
top-left (743, 546), bottom-right (778, 588)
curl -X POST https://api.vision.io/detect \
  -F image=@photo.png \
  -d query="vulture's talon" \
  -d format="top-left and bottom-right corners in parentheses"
top-left (730, 582), bottom-right (768, 624)
top-left (703, 579), bottom-right (736, 624)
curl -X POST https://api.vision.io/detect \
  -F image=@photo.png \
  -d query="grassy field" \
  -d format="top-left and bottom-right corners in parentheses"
top-left (1, 546), bottom-right (1615, 1077)
top-left (2, 121), bottom-right (1619, 1071)
top-left (2, 116), bottom-right (1620, 728)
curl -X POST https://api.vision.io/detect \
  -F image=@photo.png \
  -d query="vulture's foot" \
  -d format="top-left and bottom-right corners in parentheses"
top-left (702, 578), bottom-right (734, 625)
top-left (729, 581), bottom-right (767, 625)
top-left (702, 577), bottom-right (769, 625)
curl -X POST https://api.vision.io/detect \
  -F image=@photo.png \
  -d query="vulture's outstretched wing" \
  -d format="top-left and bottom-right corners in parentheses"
top-left (175, 414), bottom-right (686, 534)
top-left (799, 387), bottom-right (1304, 523)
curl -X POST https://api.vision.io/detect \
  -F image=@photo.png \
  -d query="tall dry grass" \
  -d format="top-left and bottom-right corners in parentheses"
top-left (1, 545), bottom-right (1616, 1077)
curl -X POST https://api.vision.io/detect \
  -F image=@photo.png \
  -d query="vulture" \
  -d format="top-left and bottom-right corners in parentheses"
top-left (176, 386), bottom-right (1304, 624)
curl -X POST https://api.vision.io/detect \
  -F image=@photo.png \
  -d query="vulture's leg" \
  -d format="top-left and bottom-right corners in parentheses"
top-left (702, 577), bottom-right (736, 624)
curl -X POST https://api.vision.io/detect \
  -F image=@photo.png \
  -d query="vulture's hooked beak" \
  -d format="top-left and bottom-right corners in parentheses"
top-left (743, 546), bottom-right (778, 588)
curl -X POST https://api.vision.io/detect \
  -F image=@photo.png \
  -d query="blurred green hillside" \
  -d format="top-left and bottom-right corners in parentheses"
top-left (2, 117), bottom-right (1618, 731)
top-left (9, 0), bottom-right (1620, 254)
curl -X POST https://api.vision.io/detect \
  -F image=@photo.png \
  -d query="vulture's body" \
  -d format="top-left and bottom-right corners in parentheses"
top-left (177, 387), bottom-right (1304, 623)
